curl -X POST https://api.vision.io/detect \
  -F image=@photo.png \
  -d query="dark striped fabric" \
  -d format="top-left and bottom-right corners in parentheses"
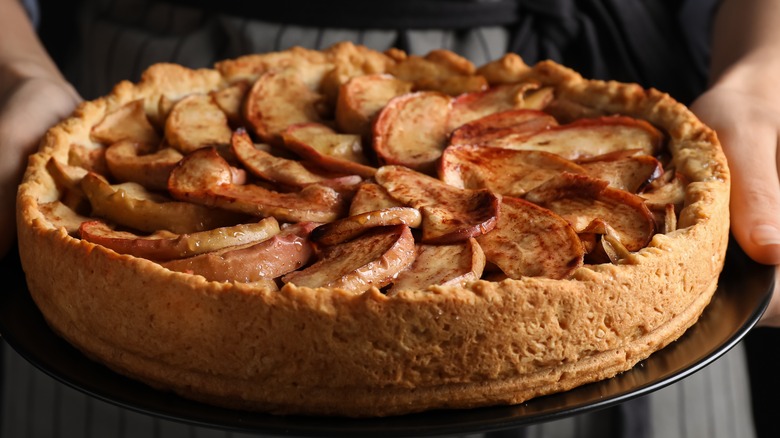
top-left (4, 0), bottom-right (756, 436)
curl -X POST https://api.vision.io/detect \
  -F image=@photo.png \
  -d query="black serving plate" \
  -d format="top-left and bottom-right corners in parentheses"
top-left (0, 242), bottom-right (773, 437)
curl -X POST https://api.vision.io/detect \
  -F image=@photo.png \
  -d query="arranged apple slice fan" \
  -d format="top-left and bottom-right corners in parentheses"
top-left (43, 49), bottom-right (684, 293)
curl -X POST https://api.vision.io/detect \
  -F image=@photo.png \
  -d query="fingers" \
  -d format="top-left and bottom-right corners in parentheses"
top-left (721, 123), bottom-right (780, 265)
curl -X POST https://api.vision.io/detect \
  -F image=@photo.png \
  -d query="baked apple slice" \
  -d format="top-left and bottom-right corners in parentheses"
top-left (335, 73), bottom-right (413, 136)
top-left (439, 145), bottom-right (586, 197)
top-left (578, 151), bottom-right (663, 193)
top-left (310, 207), bottom-right (422, 246)
top-left (281, 123), bottom-right (376, 177)
top-left (524, 172), bottom-right (656, 252)
top-left (105, 140), bottom-right (183, 191)
top-left (492, 116), bottom-right (664, 160)
top-left (372, 91), bottom-right (452, 174)
top-left (163, 222), bottom-right (318, 283)
top-left (447, 82), bottom-right (546, 131)
top-left (38, 201), bottom-right (91, 235)
top-left (640, 171), bottom-right (687, 211)
top-left (168, 148), bottom-right (346, 223)
top-left (375, 165), bottom-right (499, 243)
top-left (388, 50), bottom-right (486, 96)
top-left (80, 172), bottom-right (242, 234)
top-left (243, 70), bottom-right (323, 143)
top-left (79, 216), bottom-right (280, 261)
top-left (476, 196), bottom-right (583, 279)
top-left (164, 94), bottom-right (233, 153)
top-left (210, 82), bottom-right (249, 127)
top-left (449, 108), bottom-right (558, 146)
top-left (348, 182), bottom-right (405, 215)
top-left (282, 224), bottom-right (416, 293)
top-left (91, 99), bottom-right (161, 146)
top-left (387, 238), bottom-right (485, 294)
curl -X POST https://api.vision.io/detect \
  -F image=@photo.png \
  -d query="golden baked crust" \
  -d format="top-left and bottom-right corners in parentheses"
top-left (16, 45), bottom-right (729, 417)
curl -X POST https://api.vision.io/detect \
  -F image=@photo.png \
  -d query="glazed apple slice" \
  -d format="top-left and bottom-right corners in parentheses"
top-left (439, 145), bottom-right (586, 197)
top-left (375, 165), bottom-right (499, 243)
top-left (372, 91), bottom-right (452, 174)
top-left (449, 109), bottom-right (558, 146)
top-left (524, 172), bottom-right (656, 251)
top-left (163, 222), bottom-right (318, 283)
top-left (243, 70), bottom-right (323, 143)
top-left (91, 99), bottom-right (161, 146)
top-left (281, 123), bottom-right (376, 177)
top-left (447, 82), bottom-right (547, 131)
top-left (388, 50), bottom-right (486, 96)
top-left (476, 196), bottom-right (583, 279)
top-left (168, 148), bottom-right (346, 223)
top-left (348, 183), bottom-right (405, 215)
top-left (282, 224), bottom-right (416, 293)
top-left (164, 93), bottom-right (233, 153)
top-left (310, 207), bottom-right (422, 246)
top-left (492, 116), bottom-right (664, 160)
top-left (232, 129), bottom-right (335, 188)
top-left (578, 151), bottom-right (663, 193)
top-left (68, 143), bottom-right (108, 175)
top-left (80, 172), bottom-right (242, 234)
top-left (639, 171), bottom-right (687, 211)
top-left (335, 73), bottom-right (413, 136)
top-left (387, 238), bottom-right (485, 295)
top-left (38, 201), bottom-right (91, 235)
top-left (79, 216), bottom-right (280, 261)
top-left (104, 140), bottom-right (183, 191)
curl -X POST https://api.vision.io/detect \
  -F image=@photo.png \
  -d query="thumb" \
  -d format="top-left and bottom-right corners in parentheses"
top-left (721, 125), bottom-right (780, 265)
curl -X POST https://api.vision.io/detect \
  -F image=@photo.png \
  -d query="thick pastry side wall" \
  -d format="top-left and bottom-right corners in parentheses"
top-left (16, 57), bottom-right (730, 417)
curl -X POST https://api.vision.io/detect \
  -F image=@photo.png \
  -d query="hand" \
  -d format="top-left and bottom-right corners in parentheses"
top-left (0, 73), bottom-right (81, 256)
top-left (690, 79), bottom-right (780, 326)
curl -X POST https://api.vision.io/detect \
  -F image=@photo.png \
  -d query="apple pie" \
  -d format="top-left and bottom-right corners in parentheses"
top-left (16, 43), bottom-right (730, 417)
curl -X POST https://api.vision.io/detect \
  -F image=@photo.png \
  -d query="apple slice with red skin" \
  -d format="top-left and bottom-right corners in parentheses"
top-left (282, 224), bottom-right (416, 293)
top-left (281, 123), bottom-right (376, 178)
top-left (335, 73), bottom-right (413, 137)
top-left (524, 172), bottom-right (656, 252)
top-left (310, 207), bottom-right (422, 246)
top-left (349, 183), bottom-right (405, 216)
top-left (105, 140), bottom-right (183, 191)
top-left (92, 99), bottom-right (161, 146)
top-left (163, 222), bottom-right (318, 283)
top-left (489, 115), bottom-right (664, 160)
top-left (79, 216), bottom-right (280, 261)
top-left (375, 165), bottom-right (499, 244)
top-left (243, 70), bottom-right (323, 143)
top-left (387, 238), bottom-right (485, 295)
top-left (439, 145), bottom-right (586, 197)
top-left (168, 148), bottom-right (347, 223)
top-left (577, 150), bottom-right (663, 193)
top-left (447, 83), bottom-right (544, 131)
top-left (449, 108), bottom-right (559, 146)
top-left (476, 196), bottom-right (584, 280)
top-left (81, 172), bottom-right (243, 234)
top-left (372, 91), bottom-right (452, 174)
top-left (164, 94), bottom-right (233, 153)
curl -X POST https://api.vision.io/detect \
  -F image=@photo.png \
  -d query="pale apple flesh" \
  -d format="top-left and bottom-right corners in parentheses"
top-left (282, 224), bottom-right (416, 293)
top-left (578, 151), bottom-right (663, 193)
top-left (372, 91), bottom-right (452, 174)
top-left (105, 140), bottom-right (183, 192)
top-left (81, 172), bottom-right (244, 234)
top-left (310, 207), bottom-right (422, 246)
top-left (164, 93), bottom-right (233, 153)
top-left (335, 73), bottom-right (413, 136)
top-left (387, 238), bottom-right (486, 295)
top-left (439, 145), bottom-right (587, 197)
top-left (476, 196), bottom-right (584, 280)
top-left (447, 82), bottom-right (544, 131)
top-left (524, 172), bottom-right (656, 252)
top-left (281, 123), bottom-right (376, 177)
top-left (348, 183), bottom-right (405, 216)
top-left (162, 222), bottom-right (318, 283)
top-left (375, 165), bottom-right (500, 244)
top-left (489, 116), bottom-right (664, 160)
top-left (448, 108), bottom-right (559, 147)
top-left (91, 99), bottom-right (161, 146)
top-left (79, 216), bottom-right (280, 261)
top-left (168, 148), bottom-right (347, 223)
